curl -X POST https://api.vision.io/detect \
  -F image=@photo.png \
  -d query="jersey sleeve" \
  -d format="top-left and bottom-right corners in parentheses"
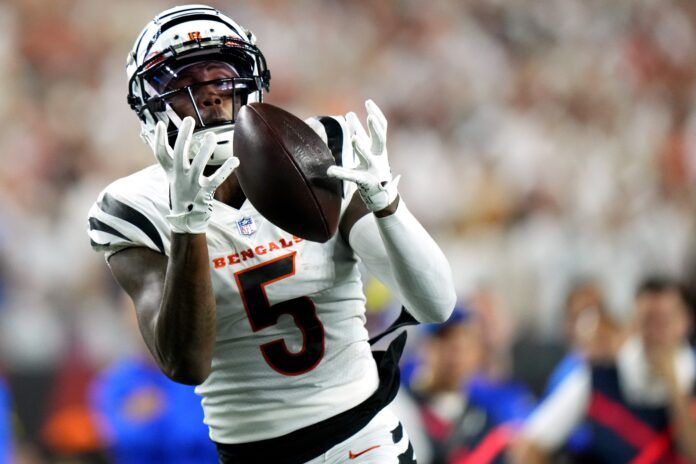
top-left (87, 169), bottom-right (172, 259)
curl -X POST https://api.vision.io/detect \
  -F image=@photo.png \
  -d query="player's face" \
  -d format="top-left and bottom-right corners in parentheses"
top-left (161, 61), bottom-right (246, 127)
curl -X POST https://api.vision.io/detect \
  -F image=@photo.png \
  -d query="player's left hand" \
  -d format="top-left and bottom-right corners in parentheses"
top-left (327, 99), bottom-right (400, 212)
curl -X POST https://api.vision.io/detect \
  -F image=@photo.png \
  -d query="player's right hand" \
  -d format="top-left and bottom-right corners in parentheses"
top-left (154, 116), bottom-right (239, 234)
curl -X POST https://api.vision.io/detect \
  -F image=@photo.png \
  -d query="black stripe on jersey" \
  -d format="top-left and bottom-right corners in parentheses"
top-left (391, 423), bottom-right (404, 444)
top-left (318, 116), bottom-right (343, 166)
top-left (397, 442), bottom-right (415, 464)
top-left (369, 307), bottom-right (418, 345)
top-left (98, 193), bottom-right (165, 253)
top-left (88, 217), bottom-right (132, 243)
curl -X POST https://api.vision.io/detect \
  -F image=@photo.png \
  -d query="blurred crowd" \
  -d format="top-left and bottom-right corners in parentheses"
top-left (2, 0), bottom-right (696, 462)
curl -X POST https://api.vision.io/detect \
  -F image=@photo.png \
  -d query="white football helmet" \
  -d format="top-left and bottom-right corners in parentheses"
top-left (126, 4), bottom-right (270, 164)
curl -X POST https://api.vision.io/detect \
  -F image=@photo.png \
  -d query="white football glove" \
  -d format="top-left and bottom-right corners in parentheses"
top-left (154, 116), bottom-right (239, 234)
top-left (327, 100), bottom-right (400, 212)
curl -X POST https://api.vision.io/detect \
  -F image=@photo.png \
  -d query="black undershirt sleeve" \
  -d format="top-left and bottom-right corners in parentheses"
top-left (339, 191), bottom-right (371, 244)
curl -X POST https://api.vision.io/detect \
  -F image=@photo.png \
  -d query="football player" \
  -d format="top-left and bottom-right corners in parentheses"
top-left (87, 5), bottom-right (456, 463)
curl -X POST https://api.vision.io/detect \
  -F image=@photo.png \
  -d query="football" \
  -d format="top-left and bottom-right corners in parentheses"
top-left (233, 102), bottom-right (342, 242)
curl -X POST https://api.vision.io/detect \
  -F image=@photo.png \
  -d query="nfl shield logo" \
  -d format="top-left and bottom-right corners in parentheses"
top-left (236, 216), bottom-right (257, 236)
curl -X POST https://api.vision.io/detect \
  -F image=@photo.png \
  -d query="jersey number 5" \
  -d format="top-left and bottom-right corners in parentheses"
top-left (234, 252), bottom-right (325, 376)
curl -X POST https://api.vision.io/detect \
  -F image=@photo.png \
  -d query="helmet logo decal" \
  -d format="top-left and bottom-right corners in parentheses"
top-left (188, 31), bottom-right (202, 40)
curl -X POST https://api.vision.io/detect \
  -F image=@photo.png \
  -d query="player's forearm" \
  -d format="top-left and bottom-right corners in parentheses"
top-left (668, 390), bottom-right (696, 462)
top-left (375, 198), bottom-right (456, 323)
top-left (156, 233), bottom-right (216, 385)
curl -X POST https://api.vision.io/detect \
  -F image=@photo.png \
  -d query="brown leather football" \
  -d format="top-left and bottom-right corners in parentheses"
top-left (233, 102), bottom-right (342, 242)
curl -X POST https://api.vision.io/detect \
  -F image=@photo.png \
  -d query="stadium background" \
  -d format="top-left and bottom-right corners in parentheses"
top-left (1, 0), bottom-right (696, 462)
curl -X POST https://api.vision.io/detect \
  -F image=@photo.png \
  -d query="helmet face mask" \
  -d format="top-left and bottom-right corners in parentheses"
top-left (127, 5), bottom-right (270, 164)
top-left (145, 59), bottom-right (257, 134)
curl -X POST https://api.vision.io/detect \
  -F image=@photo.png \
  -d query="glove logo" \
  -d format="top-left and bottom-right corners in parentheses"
top-left (237, 216), bottom-right (257, 236)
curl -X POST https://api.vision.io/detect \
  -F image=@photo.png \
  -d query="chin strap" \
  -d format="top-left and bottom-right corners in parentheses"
top-left (189, 126), bottom-right (235, 165)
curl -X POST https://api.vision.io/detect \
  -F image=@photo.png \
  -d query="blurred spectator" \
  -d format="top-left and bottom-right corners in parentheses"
top-left (90, 355), bottom-right (218, 464)
top-left (517, 276), bottom-right (696, 463)
top-left (510, 280), bottom-right (623, 463)
top-left (88, 304), bottom-right (217, 464)
top-left (560, 281), bottom-right (623, 364)
top-left (40, 346), bottom-right (104, 463)
top-left (394, 308), bottom-right (535, 463)
top-left (27, 299), bottom-right (147, 463)
top-left (468, 286), bottom-right (516, 380)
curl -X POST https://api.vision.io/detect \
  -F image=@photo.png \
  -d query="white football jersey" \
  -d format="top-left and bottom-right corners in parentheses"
top-left (87, 117), bottom-right (380, 443)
